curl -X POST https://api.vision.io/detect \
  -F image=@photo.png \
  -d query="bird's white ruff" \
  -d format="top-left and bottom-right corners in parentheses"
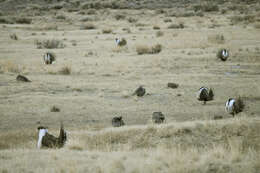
top-left (197, 87), bottom-right (208, 99)
top-left (222, 50), bottom-right (228, 57)
top-left (115, 38), bottom-right (120, 45)
top-left (225, 99), bottom-right (235, 114)
top-left (43, 53), bottom-right (55, 64)
top-left (37, 129), bottom-right (48, 149)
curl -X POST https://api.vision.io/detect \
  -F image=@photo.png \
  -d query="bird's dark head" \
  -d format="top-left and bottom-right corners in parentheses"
top-left (228, 98), bottom-right (234, 103)
top-left (37, 126), bottom-right (47, 130)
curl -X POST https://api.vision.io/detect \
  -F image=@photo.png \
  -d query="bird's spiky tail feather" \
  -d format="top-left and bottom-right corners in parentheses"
top-left (58, 122), bottom-right (67, 148)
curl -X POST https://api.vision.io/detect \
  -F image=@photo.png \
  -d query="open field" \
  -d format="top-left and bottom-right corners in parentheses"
top-left (0, 0), bottom-right (260, 172)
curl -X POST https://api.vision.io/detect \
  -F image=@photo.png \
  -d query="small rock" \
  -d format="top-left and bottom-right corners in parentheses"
top-left (16, 75), bottom-right (31, 82)
top-left (167, 82), bottom-right (179, 89)
top-left (213, 115), bottom-right (223, 120)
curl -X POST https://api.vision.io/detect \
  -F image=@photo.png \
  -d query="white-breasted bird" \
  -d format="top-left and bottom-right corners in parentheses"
top-left (225, 97), bottom-right (244, 117)
top-left (197, 87), bottom-right (214, 105)
top-left (217, 49), bottom-right (229, 61)
top-left (37, 123), bottom-right (67, 149)
top-left (43, 52), bottom-right (56, 65)
top-left (115, 38), bottom-right (127, 46)
top-left (37, 127), bottom-right (48, 149)
top-left (225, 98), bottom-right (236, 116)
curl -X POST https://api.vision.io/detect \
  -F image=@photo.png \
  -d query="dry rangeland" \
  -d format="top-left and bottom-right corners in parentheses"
top-left (0, 0), bottom-right (260, 172)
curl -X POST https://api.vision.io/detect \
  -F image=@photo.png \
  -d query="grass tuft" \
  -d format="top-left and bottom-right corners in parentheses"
top-left (59, 65), bottom-right (71, 75)
top-left (35, 39), bottom-right (65, 49)
top-left (0, 61), bottom-right (22, 73)
top-left (136, 44), bottom-right (162, 55)
top-left (168, 23), bottom-right (185, 29)
top-left (156, 31), bottom-right (164, 37)
top-left (102, 28), bottom-right (112, 34)
top-left (50, 106), bottom-right (60, 112)
top-left (80, 23), bottom-right (96, 30)
top-left (208, 34), bottom-right (225, 44)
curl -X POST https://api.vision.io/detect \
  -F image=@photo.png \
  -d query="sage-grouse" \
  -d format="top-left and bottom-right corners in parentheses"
top-left (37, 124), bottom-right (67, 149)
top-left (197, 87), bottom-right (214, 105)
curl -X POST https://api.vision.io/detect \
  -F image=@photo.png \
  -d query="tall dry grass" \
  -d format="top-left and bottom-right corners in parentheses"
top-left (0, 61), bottom-right (23, 73)
top-left (1, 147), bottom-right (259, 173)
top-left (0, 129), bottom-right (36, 149)
top-left (65, 117), bottom-right (260, 152)
top-left (0, 119), bottom-right (260, 173)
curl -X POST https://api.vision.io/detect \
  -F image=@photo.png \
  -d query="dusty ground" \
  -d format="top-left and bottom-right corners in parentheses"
top-left (0, 0), bottom-right (260, 172)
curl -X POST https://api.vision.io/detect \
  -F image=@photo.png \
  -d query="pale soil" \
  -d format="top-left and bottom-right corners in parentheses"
top-left (0, 5), bottom-right (260, 173)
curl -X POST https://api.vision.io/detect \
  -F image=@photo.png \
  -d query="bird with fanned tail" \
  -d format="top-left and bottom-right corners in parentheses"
top-left (37, 123), bottom-right (67, 149)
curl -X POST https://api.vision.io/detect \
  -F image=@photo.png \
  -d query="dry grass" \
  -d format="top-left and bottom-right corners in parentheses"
top-left (122, 27), bottom-right (131, 33)
top-left (80, 23), bottom-right (96, 30)
top-left (168, 23), bottom-right (184, 29)
top-left (127, 17), bottom-right (138, 23)
top-left (136, 44), bottom-right (162, 55)
top-left (65, 118), bottom-right (260, 152)
top-left (58, 65), bottom-right (71, 75)
top-left (153, 25), bottom-right (160, 30)
top-left (0, 147), bottom-right (259, 173)
top-left (0, 17), bottom-right (32, 24)
top-left (0, 17), bottom-right (12, 24)
top-left (114, 14), bottom-right (126, 20)
top-left (193, 3), bottom-right (219, 12)
top-left (41, 24), bottom-right (58, 31)
top-left (136, 45), bottom-right (150, 55)
top-left (56, 14), bottom-right (66, 20)
top-left (0, 130), bottom-right (36, 150)
top-left (14, 17), bottom-right (32, 24)
top-left (1, 1), bottom-right (260, 172)
top-left (0, 61), bottom-right (22, 73)
top-left (208, 34), bottom-right (225, 44)
top-left (102, 28), bottom-right (112, 34)
top-left (0, 118), bottom-right (259, 172)
top-left (151, 44), bottom-right (162, 54)
top-left (164, 18), bottom-right (172, 23)
top-left (229, 15), bottom-right (256, 25)
top-left (156, 31), bottom-right (164, 37)
top-left (80, 17), bottom-right (94, 22)
top-left (254, 22), bottom-right (260, 29)
top-left (35, 39), bottom-right (65, 49)
top-left (112, 46), bottom-right (128, 53)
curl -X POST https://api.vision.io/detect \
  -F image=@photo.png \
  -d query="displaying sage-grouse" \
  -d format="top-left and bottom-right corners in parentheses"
top-left (37, 124), bottom-right (67, 149)
top-left (225, 97), bottom-right (244, 117)
top-left (115, 38), bottom-right (127, 46)
top-left (16, 74), bottom-right (31, 82)
top-left (43, 52), bottom-right (56, 65)
top-left (217, 49), bottom-right (229, 61)
top-left (133, 86), bottom-right (146, 97)
top-left (112, 116), bottom-right (125, 127)
top-left (197, 87), bottom-right (214, 104)
top-left (152, 112), bottom-right (165, 124)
